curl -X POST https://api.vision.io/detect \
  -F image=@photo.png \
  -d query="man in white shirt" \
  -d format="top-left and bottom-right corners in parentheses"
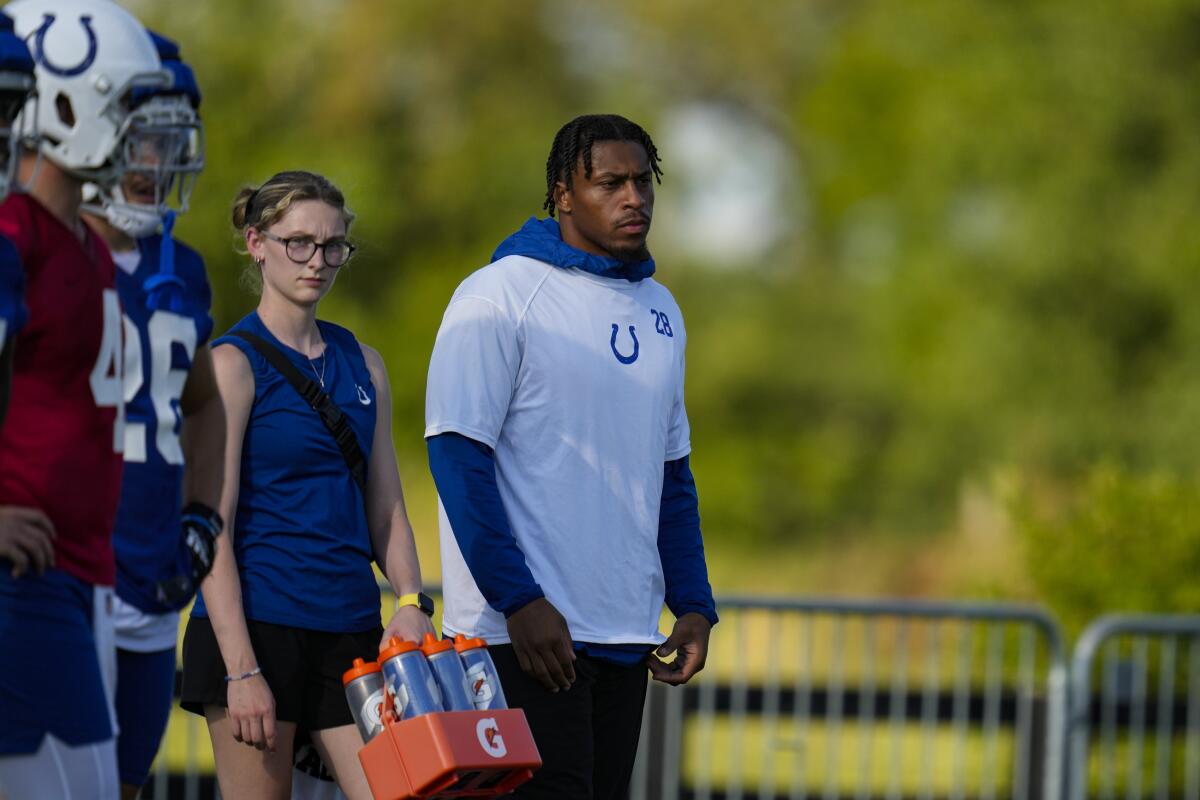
top-left (426, 114), bottom-right (717, 799)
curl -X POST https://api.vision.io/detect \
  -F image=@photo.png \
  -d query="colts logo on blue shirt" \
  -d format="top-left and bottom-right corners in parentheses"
top-left (357, 385), bottom-right (371, 405)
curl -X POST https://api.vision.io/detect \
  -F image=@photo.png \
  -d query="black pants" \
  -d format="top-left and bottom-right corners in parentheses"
top-left (492, 645), bottom-right (649, 800)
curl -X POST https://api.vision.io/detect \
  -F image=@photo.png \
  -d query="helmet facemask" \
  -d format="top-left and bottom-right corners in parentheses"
top-left (0, 72), bottom-right (35, 200)
top-left (94, 94), bottom-right (203, 238)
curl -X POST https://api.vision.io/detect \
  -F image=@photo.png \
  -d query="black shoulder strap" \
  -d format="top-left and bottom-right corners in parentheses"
top-left (231, 331), bottom-right (367, 495)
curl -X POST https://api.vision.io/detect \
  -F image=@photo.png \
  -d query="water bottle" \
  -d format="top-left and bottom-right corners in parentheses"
top-left (420, 632), bottom-right (474, 711)
top-left (342, 658), bottom-right (386, 742)
top-left (378, 637), bottom-right (442, 719)
top-left (454, 634), bottom-right (507, 710)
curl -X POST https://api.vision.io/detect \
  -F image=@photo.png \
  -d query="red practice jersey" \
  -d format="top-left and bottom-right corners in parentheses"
top-left (0, 193), bottom-right (124, 587)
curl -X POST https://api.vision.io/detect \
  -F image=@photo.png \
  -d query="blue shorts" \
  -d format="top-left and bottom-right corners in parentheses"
top-left (0, 567), bottom-right (114, 754)
top-left (115, 646), bottom-right (176, 787)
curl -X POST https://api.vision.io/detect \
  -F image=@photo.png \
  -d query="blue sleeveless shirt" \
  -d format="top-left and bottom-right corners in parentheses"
top-left (192, 312), bottom-right (381, 632)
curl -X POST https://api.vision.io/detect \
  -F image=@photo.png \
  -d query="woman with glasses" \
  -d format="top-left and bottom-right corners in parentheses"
top-left (180, 170), bottom-right (434, 800)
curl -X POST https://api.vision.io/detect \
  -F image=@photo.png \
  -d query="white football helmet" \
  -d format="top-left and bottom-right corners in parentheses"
top-left (96, 93), bottom-right (202, 236)
top-left (6, 0), bottom-right (169, 184)
top-left (95, 32), bottom-right (204, 238)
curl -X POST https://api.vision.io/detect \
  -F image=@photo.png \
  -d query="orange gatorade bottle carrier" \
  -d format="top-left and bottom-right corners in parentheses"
top-left (357, 635), bottom-right (540, 799)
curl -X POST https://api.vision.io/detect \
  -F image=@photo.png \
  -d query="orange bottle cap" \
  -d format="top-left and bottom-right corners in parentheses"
top-left (379, 636), bottom-right (420, 661)
top-left (420, 631), bottom-right (455, 656)
top-left (342, 657), bottom-right (381, 685)
top-left (453, 633), bottom-right (488, 653)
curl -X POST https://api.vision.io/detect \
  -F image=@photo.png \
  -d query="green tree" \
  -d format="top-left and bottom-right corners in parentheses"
top-left (133, 0), bottom-right (1200, 575)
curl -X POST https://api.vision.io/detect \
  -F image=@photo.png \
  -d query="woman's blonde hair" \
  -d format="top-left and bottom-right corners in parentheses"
top-left (232, 170), bottom-right (355, 292)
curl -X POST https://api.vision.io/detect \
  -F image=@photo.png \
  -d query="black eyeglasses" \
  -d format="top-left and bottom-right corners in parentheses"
top-left (262, 231), bottom-right (356, 267)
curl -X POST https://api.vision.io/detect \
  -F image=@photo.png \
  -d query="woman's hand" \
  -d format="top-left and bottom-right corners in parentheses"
top-left (380, 605), bottom-right (436, 647)
top-left (226, 673), bottom-right (277, 752)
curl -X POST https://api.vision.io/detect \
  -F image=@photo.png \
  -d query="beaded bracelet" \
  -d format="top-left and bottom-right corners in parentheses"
top-left (224, 667), bottom-right (263, 683)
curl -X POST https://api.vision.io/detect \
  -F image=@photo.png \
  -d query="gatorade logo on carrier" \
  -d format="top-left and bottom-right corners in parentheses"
top-left (476, 717), bottom-right (507, 758)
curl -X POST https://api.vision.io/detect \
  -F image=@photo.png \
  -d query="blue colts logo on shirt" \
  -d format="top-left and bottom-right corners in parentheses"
top-left (611, 311), bottom-right (673, 364)
top-left (610, 324), bottom-right (639, 365)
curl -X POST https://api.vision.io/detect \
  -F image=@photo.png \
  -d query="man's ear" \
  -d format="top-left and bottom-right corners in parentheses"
top-left (553, 181), bottom-right (572, 215)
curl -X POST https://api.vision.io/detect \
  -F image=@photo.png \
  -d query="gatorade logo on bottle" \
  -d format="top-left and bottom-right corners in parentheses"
top-left (466, 662), bottom-right (494, 708)
top-left (476, 717), bottom-right (507, 758)
top-left (393, 682), bottom-right (410, 719)
top-left (362, 689), bottom-right (384, 729)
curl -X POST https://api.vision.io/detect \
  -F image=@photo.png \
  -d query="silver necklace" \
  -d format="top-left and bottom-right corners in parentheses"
top-left (309, 348), bottom-right (326, 389)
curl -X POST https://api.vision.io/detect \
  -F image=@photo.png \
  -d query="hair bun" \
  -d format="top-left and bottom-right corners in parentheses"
top-left (231, 185), bottom-right (259, 230)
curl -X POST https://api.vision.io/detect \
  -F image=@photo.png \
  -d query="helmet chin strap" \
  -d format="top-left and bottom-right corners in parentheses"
top-left (143, 209), bottom-right (186, 312)
top-left (105, 199), bottom-right (162, 238)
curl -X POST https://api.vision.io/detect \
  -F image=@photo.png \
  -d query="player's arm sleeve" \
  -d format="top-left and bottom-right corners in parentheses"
top-left (427, 432), bottom-right (545, 616)
top-left (0, 236), bottom-right (29, 341)
top-left (426, 291), bottom-right (543, 615)
top-left (658, 456), bottom-right (718, 626)
top-left (0, 249), bottom-right (26, 340)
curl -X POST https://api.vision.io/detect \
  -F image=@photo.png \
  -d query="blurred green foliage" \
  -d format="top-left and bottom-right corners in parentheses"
top-left (131, 0), bottom-right (1200, 587)
top-left (1017, 463), bottom-right (1200, 636)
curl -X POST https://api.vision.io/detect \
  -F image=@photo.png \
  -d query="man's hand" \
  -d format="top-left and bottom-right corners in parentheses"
top-left (0, 506), bottom-right (56, 578)
top-left (647, 612), bottom-right (711, 685)
top-left (506, 597), bottom-right (576, 693)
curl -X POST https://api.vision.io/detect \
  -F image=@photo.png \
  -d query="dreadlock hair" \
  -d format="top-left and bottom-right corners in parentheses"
top-left (542, 114), bottom-right (663, 217)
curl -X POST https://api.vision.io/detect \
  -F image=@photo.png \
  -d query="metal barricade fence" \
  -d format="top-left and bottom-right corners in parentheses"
top-left (631, 597), bottom-right (1069, 800)
top-left (142, 595), bottom-right (1200, 800)
top-left (1066, 615), bottom-right (1200, 800)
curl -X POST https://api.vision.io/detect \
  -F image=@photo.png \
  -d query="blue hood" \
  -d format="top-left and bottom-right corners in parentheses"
top-left (491, 217), bottom-right (655, 282)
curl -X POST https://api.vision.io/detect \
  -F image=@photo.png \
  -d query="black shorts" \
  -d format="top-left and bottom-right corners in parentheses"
top-left (180, 615), bottom-right (382, 732)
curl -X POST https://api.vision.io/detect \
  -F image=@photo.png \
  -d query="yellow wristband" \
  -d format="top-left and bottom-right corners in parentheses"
top-left (396, 592), bottom-right (434, 617)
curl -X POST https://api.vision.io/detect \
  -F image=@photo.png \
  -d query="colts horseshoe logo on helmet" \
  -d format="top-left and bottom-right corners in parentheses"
top-left (31, 13), bottom-right (98, 77)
